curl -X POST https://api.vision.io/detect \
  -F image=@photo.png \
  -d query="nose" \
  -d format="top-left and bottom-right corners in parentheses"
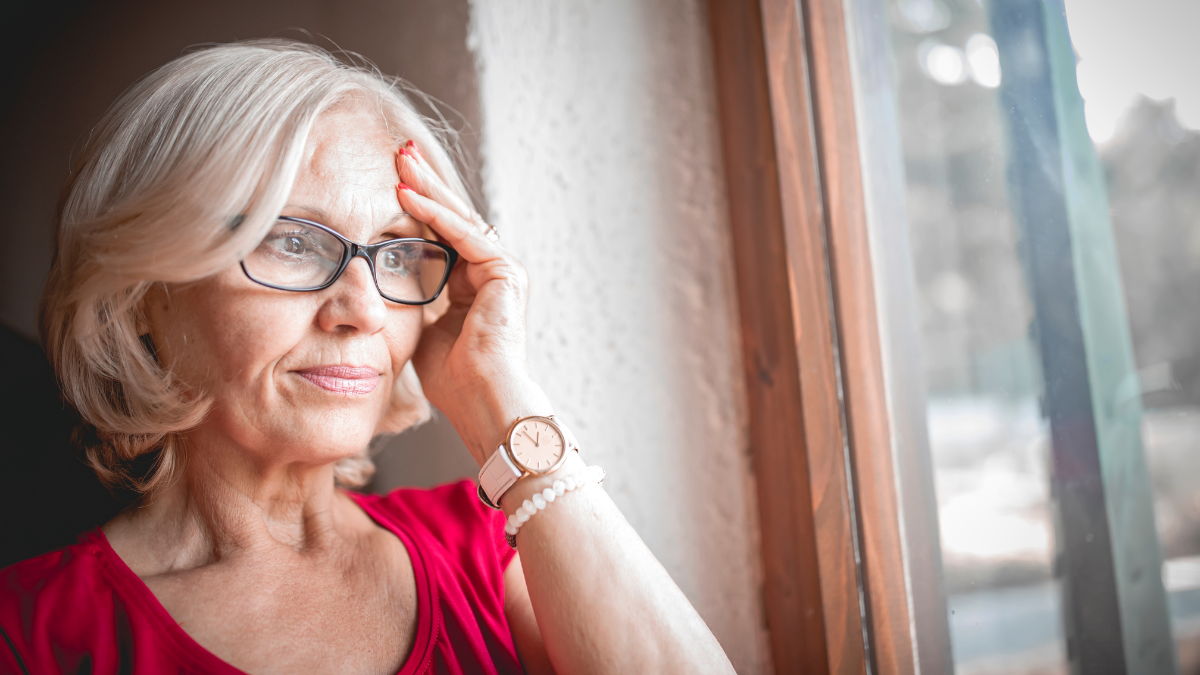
top-left (315, 256), bottom-right (387, 335)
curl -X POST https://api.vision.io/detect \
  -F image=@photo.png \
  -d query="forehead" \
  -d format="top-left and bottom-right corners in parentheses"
top-left (287, 108), bottom-right (403, 235)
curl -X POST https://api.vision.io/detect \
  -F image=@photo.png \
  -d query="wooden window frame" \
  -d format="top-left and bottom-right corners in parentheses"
top-left (711, 0), bottom-right (1177, 673)
top-left (707, 0), bottom-right (940, 672)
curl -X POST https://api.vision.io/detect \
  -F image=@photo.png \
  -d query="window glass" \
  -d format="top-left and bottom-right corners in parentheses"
top-left (857, 0), bottom-right (1200, 672)
top-left (1067, 0), bottom-right (1200, 668)
top-left (880, 2), bottom-right (1067, 671)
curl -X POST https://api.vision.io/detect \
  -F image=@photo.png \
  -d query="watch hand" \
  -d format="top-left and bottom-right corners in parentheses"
top-left (520, 431), bottom-right (538, 446)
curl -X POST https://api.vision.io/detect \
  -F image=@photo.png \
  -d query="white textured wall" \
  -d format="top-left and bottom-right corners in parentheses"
top-left (468, 2), bottom-right (768, 671)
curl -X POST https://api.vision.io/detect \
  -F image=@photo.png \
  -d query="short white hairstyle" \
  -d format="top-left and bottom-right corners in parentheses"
top-left (40, 39), bottom-right (474, 493)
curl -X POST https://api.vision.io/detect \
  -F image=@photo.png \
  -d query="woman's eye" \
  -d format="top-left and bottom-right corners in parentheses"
top-left (381, 250), bottom-right (412, 273)
top-left (277, 236), bottom-right (306, 254)
top-left (266, 231), bottom-right (321, 258)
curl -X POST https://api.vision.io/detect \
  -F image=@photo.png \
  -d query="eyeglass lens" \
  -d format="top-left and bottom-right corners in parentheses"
top-left (242, 219), bottom-right (451, 303)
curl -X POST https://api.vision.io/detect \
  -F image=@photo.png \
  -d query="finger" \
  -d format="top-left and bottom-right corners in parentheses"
top-left (402, 139), bottom-right (449, 194)
top-left (395, 145), bottom-right (475, 221)
top-left (396, 183), bottom-right (502, 264)
top-left (397, 144), bottom-right (498, 245)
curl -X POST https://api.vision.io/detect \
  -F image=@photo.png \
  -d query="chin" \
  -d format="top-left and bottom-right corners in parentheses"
top-left (230, 417), bottom-right (381, 465)
top-left (301, 426), bottom-right (378, 460)
top-left (208, 395), bottom-right (385, 462)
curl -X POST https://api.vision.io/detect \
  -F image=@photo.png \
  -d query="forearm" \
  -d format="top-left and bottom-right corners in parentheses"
top-left (499, 453), bottom-right (734, 675)
top-left (399, 142), bottom-right (731, 672)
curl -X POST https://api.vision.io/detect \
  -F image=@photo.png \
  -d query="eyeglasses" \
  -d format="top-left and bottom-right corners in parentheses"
top-left (240, 216), bottom-right (458, 305)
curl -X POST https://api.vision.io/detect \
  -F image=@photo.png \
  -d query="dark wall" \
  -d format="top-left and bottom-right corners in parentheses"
top-left (0, 324), bottom-right (123, 567)
top-left (0, 0), bottom-right (483, 567)
top-left (0, 0), bottom-right (485, 338)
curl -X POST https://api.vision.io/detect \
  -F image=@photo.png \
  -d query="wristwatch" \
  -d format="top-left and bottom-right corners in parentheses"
top-left (477, 415), bottom-right (578, 509)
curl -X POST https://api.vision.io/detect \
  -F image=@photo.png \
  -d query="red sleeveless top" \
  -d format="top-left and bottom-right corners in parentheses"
top-left (0, 480), bottom-right (521, 675)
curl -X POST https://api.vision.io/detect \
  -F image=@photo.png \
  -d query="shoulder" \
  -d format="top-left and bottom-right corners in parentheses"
top-left (360, 475), bottom-right (501, 542)
top-left (0, 531), bottom-right (121, 670)
top-left (355, 482), bottom-right (522, 672)
top-left (355, 480), bottom-right (509, 559)
top-left (1, 529), bottom-right (111, 607)
top-left (369, 478), bottom-right (484, 513)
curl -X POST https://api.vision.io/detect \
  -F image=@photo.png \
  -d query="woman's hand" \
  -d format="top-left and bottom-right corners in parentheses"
top-left (394, 142), bottom-right (552, 465)
top-left (398, 142), bottom-right (736, 675)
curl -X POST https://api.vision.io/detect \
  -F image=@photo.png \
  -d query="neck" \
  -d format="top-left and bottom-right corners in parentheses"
top-left (105, 427), bottom-right (358, 576)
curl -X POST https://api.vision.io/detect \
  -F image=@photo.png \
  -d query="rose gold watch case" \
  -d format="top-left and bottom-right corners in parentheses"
top-left (504, 415), bottom-right (571, 476)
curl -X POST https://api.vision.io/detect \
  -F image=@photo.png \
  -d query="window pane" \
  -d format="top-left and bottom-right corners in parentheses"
top-left (879, 2), bottom-right (1069, 670)
top-left (1066, 0), bottom-right (1200, 669)
top-left (849, 0), bottom-right (1192, 672)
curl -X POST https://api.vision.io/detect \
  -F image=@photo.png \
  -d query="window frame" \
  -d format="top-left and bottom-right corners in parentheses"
top-left (708, 0), bottom-right (951, 672)
top-left (710, 1), bottom-right (1179, 674)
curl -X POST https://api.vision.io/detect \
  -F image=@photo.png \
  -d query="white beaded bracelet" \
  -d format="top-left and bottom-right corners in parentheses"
top-left (503, 465), bottom-right (606, 549)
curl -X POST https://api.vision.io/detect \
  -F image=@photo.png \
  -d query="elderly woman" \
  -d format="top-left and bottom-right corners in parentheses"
top-left (0, 41), bottom-right (734, 674)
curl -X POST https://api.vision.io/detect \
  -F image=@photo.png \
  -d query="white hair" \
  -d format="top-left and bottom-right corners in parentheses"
top-left (40, 39), bottom-right (474, 493)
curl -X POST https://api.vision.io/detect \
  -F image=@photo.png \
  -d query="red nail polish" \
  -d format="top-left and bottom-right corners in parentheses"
top-left (407, 139), bottom-right (424, 161)
top-left (397, 147), bottom-right (413, 160)
top-left (397, 182), bottom-right (413, 191)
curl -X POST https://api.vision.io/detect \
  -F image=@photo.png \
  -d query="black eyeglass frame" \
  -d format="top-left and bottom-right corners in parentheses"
top-left (240, 215), bottom-right (459, 306)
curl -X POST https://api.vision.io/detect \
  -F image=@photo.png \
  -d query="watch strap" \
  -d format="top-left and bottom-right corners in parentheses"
top-left (478, 442), bottom-right (522, 508)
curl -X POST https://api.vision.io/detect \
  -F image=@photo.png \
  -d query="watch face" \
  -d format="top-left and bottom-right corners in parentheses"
top-left (509, 418), bottom-right (566, 472)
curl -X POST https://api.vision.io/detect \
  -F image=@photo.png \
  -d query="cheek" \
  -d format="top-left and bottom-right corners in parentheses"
top-left (383, 307), bottom-right (424, 368)
top-left (154, 274), bottom-right (426, 397)
top-left (152, 275), bottom-right (313, 396)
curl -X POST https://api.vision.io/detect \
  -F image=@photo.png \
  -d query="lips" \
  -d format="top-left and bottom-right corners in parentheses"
top-left (295, 365), bottom-right (381, 395)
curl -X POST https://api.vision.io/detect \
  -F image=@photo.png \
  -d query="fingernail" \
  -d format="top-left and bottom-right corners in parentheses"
top-left (397, 182), bottom-right (413, 191)
top-left (406, 139), bottom-right (424, 161)
top-left (398, 147), bottom-right (414, 160)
